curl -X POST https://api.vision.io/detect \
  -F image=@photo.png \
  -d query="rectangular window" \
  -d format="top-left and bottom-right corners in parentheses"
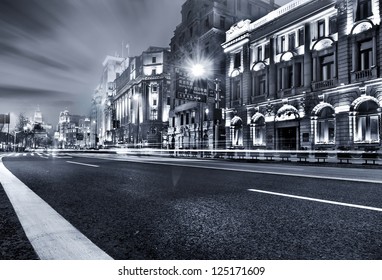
top-left (257, 46), bottom-right (262, 61)
top-left (318, 20), bottom-right (325, 38)
top-left (264, 43), bottom-right (270, 59)
top-left (320, 54), bottom-right (334, 80)
top-left (152, 57), bottom-right (156, 63)
top-left (295, 63), bottom-right (302, 87)
top-left (180, 114), bottom-right (184, 125)
top-left (288, 33), bottom-right (295, 50)
top-left (153, 99), bottom-right (157, 106)
top-left (329, 16), bottom-right (337, 35)
top-left (278, 36), bottom-right (286, 53)
top-left (150, 109), bottom-right (158, 120)
top-left (152, 85), bottom-right (158, 92)
top-left (151, 69), bottom-right (156, 75)
top-left (205, 16), bottom-right (210, 28)
top-left (191, 111), bottom-right (195, 124)
top-left (233, 80), bottom-right (241, 100)
top-left (186, 113), bottom-right (190, 125)
top-left (258, 74), bottom-right (266, 95)
top-left (356, 115), bottom-right (379, 142)
top-left (298, 28), bottom-right (304, 46)
top-left (357, 0), bottom-right (372, 20)
top-left (359, 40), bottom-right (373, 70)
top-left (220, 16), bottom-right (225, 29)
top-left (317, 119), bottom-right (335, 143)
top-left (286, 65), bottom-right (293, 89)
top-left (278, 68), bottom-right (283, 90)
top-left (234, 52), bottom-right (241, 68)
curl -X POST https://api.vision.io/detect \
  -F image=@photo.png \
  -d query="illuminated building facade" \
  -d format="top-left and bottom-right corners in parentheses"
top-left (168, 0), bottom-right (277, 150)
top-left (222, 0), bottom-right (382, 151)
top-left (57, 110), bottom-right (87, 148)
top-left (91, 55), bottom-right (127, 147)
top-left (113, 47), bottom-right (171, 148)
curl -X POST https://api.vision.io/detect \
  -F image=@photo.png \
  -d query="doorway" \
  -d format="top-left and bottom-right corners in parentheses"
top-left (278, 126), bottom-right (297, 150)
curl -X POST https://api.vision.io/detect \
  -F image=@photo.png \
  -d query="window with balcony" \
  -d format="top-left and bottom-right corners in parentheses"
top-left (359, 40), bottom-right (373, 70)
top-left (278, 65), bottom-right (293, 90)
top-left (252, 72), bottom-right (266, 97)
top-left (320, 54), bottom-right (335, 81)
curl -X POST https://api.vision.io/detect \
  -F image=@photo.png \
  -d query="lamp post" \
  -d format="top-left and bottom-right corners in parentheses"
top-left (191, 63), bottom-right (207, 155)
top-left (134, 93), bottom-right (141, 148)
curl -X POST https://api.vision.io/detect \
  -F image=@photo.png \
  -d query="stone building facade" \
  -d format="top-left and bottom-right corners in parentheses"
top-left (222, 0), bottom-right (382, 151)
top-left (168, 0), bottom-right (277, 150)
top-left (113, 47), bottom-right (171, 148)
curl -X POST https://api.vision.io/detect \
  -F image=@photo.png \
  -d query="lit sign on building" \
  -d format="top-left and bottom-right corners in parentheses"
top-left (176, 70), bottom-right (207, 103)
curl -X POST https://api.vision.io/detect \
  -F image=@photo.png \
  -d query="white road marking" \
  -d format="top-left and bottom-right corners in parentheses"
top-left (66, 161), bottom-right (99, 168)
top-left (72, 154), bottom-right (382, 185)
top-left (0, 156), bottom-right (112, 260)
top-left (248, 188), bottom-right (382, 212)
top-left (23, 153), bottom-right (27, 156)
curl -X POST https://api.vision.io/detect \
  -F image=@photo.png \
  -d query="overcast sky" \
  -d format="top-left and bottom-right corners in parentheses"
top-left (0, 0), bottom-right (290, 127)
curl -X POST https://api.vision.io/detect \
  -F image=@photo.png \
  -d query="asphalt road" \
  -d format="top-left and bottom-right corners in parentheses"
top-left (2, 152), bottom-right (382, 259)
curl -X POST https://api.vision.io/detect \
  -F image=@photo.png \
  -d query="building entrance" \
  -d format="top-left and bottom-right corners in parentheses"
top-left (278, 126), bottom-right (297, 150)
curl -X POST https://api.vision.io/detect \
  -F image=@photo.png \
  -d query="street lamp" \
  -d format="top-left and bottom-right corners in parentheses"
top-left (134, 93), bottom-right (141, 148)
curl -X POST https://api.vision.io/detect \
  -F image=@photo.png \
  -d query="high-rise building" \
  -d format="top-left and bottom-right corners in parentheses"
top-left (91, 55), bottom-right (127, 147)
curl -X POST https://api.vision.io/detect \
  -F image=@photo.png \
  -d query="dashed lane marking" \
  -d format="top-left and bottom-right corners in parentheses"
top-left (66, 161), bottom-right (99, 168)
top-left (0, 156), bottom-right (112, 260)
top-left (248, 188), bottom-right (382, 212)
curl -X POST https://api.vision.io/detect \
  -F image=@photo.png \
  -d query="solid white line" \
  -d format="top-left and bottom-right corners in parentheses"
top-left (72, 154), bottom-right (382, 185)
top-left (248, 189), bottom-right (382, 212)
top-left (66, 161), bottom-right (99, 168)
top-left (0, 156), bottom-right (112, 260)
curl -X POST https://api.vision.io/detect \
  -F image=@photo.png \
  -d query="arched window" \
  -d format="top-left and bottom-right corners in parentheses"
top-left (230, 116), bottom-right (243, 147)
top-left (316, 106), bottom-right (335, 144)
top-left (251, 113), bottom-right (265, 146)
top-left (352, 97), bottom-right (380, 143)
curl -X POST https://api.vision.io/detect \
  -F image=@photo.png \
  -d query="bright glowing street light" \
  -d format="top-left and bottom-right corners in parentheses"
top-left (191, 63), bottom-right (205, 77)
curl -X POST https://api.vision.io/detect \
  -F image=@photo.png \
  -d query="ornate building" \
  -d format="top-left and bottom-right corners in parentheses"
top-left (168, 0), bottom-right (277, 150)
top-left (91, 55), bottom-right (127, 147)
top-left (222, 0), bottom-right (382, 151)
top-left (113, 46), bottom-right (171, 148)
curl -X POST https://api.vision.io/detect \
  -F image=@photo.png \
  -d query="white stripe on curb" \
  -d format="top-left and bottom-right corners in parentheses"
top-left (0, 156), bottom-right (112, 260)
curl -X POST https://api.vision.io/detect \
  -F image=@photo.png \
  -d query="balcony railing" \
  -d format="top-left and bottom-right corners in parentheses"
top-left (311, 79), bottom-right (337, 91)
top-left (352, 68), bottom-right (376, 82)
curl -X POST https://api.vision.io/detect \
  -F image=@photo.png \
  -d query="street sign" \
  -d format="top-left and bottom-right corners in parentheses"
top-left (176, 70), bottom-right (207, 103)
